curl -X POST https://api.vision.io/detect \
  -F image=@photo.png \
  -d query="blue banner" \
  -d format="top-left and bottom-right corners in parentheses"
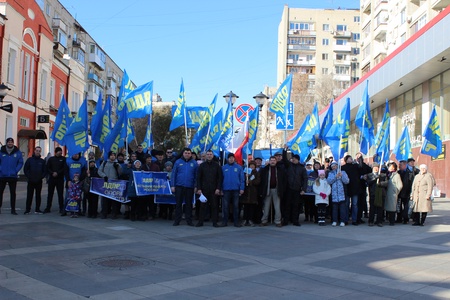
top-left (190, 94), bottom-right (217, 155)
top-left (133, 171), bottom-right (172, 196)
top-left (90, 92), bottom-right (103, 142)
top-left (65, 98), bottom-right (89, 155)
top-left (374, 100), bottom-right (390, 164)
top-left (117, 81), bottom-right (153, 118)
top-left (92, 96), bottom-right (111, 148)
top-left (355, 80), bottom-right (375, 154)
top-left (171, 106), bottom-right (208, 129)
top-left (154, 194), bottom-right (195, 205)
top-left (218, 99), bottom-right (234, 150)
top-left (118, 69), bottom-right (134, 103)
top-left (324, 97), bottom-right (351, 160)
top-left (319, 101), bottom-right (333, 140)
top-left (421, 105), bottom-right (443, 158)
top-left (393, 126), bottom-right (412, 162)
top-left (103, 109), bottom-right (126, 160)
top-left (51, 96), bottom-right (72, 146)
top-left (269, 74), bottom-right (292, 120)
top-left (169, 79), bottom-right (186, 131)
top-left (90, 177), bottom-right (129, 203)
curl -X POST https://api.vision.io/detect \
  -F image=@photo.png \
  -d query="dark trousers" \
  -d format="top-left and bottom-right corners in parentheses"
top-left (357, 191), bottom-right (367, 221)
top-left (387, 211), bottom-right (396, 225)
top-left (222, 190), bottom-right (240, 225)
top-left (396, 197), bottom-right (409, 222)
top-left (286, 188), bottom-right (302, 224)
top-left (46, 177), bottom-right (65, 212)
top-left (174, 186), bottom-right (194, 224)
top-left (26, 181), bottom-right (43, 212)
top-left (87, 192), bottom-right (99, 217)
top-left (304, 195), bottom-right (317, 221)
top-left (317, 203), bottom-right (327, 223)
top-left (101, 197), bottom-right (120, 217)
top-left (0, 178), bottom-right (18, 212)
top-left (332, 201), bottom-right (346, 223)
top-left (243, 203), bottom-right (256, 222)
top-left (198, 191), bottom-right (219, 224)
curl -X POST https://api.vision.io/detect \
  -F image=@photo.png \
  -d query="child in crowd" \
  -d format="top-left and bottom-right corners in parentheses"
top-left (67, 173), bottom-right (83, 218)
top-left (313, 170), bottom-right (331, 226)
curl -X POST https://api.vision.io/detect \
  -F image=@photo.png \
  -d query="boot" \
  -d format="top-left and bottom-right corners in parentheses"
top-left (420, 213), bottom-right (427, 226)
top-left (412, 213), bottom-right (421, 226)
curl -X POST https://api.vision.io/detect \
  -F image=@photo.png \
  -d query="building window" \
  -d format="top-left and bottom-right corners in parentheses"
top-left (400, 8), bottom-right (406, 25)
top-left (336, 25), bottom-right (347, 32)
top-left (53, 29), bottom-right (67, 47)
top-left (322, 53), bottom-right (328, 60)
top-left (323, 24), bottom-right (329, 31)
top-left (20, 117), bottom-right (30, 127)
top-left (40, 70), bottom-right (48, 101)
top-left (22, 53), bottom-right (32, 101)
top-left (49, 78), bottom-right (55, 106)
top-left (290, 22), bottom-right (314, 30)
top-left (335, 66), bottom-right (350, 75)
top-left (45, 2), bottom-right (51, 16)
top-left (336, 54), bottom-right (348, 61)
top-left (71, 91), bottom-right (81, 112)
top-left (352, 33), bottom-right (360, 41)
top-left (59, 84), bottom-right (65, 103)
top-left (354, 16), bottom-right (360, 22)
top-left (72, 48), bottom-right (85, 65)
top-left (336, 39), bottom-right (347, 46)
top-left (322, 68), bottom-right (329, 75)
top-left (413, 15), bottom-right (427, 33)
top-left (322, 38), bottom-right (329, 45)
top-left (7, 48), bottom-right (16, 85)
top-left (352, 47), bottom-right (360, 55)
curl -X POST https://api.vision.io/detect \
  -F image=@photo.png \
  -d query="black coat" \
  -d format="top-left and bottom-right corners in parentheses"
top-left (196, 160), bottom-right (222, 193)
top-left (259, 165), bottom-right (287, 199)
top-left (283, 149), bottom-right (308, 192)
top-left (341, 162), bottom-right (371, 196)
top-left (398, 168), bottom-right (414, 198)
top-left (24, 155), bottom-right (47, 183)
top-left (46, 155), bottom-right (66, 179)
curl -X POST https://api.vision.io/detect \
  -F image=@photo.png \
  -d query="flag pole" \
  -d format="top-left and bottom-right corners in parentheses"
top-left (338, 134), bottom-right (342, 173)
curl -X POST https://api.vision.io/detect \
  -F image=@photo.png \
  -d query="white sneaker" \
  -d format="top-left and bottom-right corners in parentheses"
top-left (332, 222), bottom-right (337, 227)
top-left (339, 222), bottom-right (345, 227)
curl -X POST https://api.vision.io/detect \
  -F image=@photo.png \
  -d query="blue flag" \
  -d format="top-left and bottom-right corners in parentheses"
top-left (171, 106), bottom-right (208, 129)
top-left (393, 126), bottom-right (412, 162)
top-left (90, 93), bottom-right (103, 142)
top-left (269, 74), bottom-right (293, 122)
top-left (421, 105), bottom-right (443, 158)
top-left (103, 109), bottom-right (127, 160)
top-left (217, 99), bottom-right (234, 151)
top-left (141, 115), bottom-right (153, 151)
top-left (50, 96), bottom-right (72, 146)
top-left (65, 98), bottom-right (89, 155)
top-left (374, 100), bottom-right (390, 164)
top-left (118, 69), bottom-right (134, 103)
top-left (243, 107), bottom-right (259, 156)
top-left (117, 81), bottom-right (153, 119)
top-left (307, 102), bottom-right (320, 139)
top-left (287, 114), bottom-right (312, 162)
top-left (355, 80), bottom-right (375, 154)
top-left (169, 79), bottom-right (186, 131)
top-left (203, 108), bottom-right (224, 152)
top-left (119, 117), bottom-right (135, 149)
top-left (92, 96), bottom-right (111, 149)
top-left (319, 101), bottom-right (333, 140)
top-left (190, 94), bottom-right (217, 154)
top-left (324, 98), bottom-right (351, 161)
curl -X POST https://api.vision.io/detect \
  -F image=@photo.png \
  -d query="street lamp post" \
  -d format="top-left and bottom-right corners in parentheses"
top-left (223, 91), bottom-right (239, 150)
top-left (253, 92), bottom-right (269, 149)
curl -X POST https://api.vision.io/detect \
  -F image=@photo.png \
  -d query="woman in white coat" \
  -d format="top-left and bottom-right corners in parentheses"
top-left (313, 170), bottom-right (331, 226)
top-left (411, 164), bottom-right (434, 226)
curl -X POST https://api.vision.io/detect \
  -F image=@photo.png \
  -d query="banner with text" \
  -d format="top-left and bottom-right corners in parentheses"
top-left (133, 171), bottom-right (172, 196)
top-left (90, 178), bottom-right (129, 203)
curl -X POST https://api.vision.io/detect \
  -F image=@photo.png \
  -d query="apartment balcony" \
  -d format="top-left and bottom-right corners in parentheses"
top-left (361, 0), bottom-right (371, 14)
top-left (333, 31), bottom-right (352, 38)
top-left (88, 73), bottom-right (104, 87)
top-left (288, 44), bottom-right (316, 51)
top-left (288, 30), bottom-right (316, 37)
top-left (431, 0), bottom-right (450, 10)
top-left (333, 44), bottom-right (352, 52)
top-left (88, 53), bottom-right (105, 71)
top-left (72, 39), bottom-right (86, 52)
top-left (333, 74), bottom-right (351, 82)
top-left (374, 23), bottom-right (387, 41)
top-left (287, 59), bottom-right (316, 66)
top-left (106, 87), bottom-right (117, 97)
top-left (107, 71), bottom-right (119, 82)
top-left (53, 41), bottom-right (66, 55)
top-left (308, 74), bottom-right (316, 80)
top-left (333, 59), bottom-right (351, 66)
top-left (52, 18), bottom-right (67, 32)
top-left (87, 91), bottom-right (100, 103)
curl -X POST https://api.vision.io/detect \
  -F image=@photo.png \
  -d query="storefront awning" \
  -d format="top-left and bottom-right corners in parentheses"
top-left (17, 129), bottom-right (48, 139)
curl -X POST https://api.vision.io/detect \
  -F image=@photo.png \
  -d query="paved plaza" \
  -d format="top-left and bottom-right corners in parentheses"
top-left (1, 182), bottom-right (450, 299)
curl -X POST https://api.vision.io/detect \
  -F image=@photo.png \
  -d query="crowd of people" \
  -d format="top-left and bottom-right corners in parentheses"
top-left (0, 137), bottom-right (436, 228)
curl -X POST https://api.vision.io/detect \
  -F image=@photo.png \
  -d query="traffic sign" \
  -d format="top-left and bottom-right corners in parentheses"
top-left (0, 103), bottom-right (13, 113)
top-left (275, 102), bottom-right (294, 130)
top-left (234, 103), bottom-right (254, 124)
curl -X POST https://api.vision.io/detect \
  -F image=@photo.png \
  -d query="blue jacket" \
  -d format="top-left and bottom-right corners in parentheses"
top-left (65, 156), bottom-right (87, 182)
top-left (171, 157), bottom-right (197, 188)
top-left (24, 154), bottom-right (47, 183)
top-left (0, 145), bottom-right (24, 178)
top-left (222, 162), bottom-right (245, 191)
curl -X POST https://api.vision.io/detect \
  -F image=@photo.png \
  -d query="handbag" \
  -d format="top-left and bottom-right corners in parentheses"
top-left (408, 199), bottom-right (415, 218)
top-left (65, 198), bottom-right (80, 212)
top-left (83, 177), bottom-right (91, 193)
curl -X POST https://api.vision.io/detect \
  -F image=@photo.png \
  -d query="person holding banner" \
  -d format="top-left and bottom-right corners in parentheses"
top-left (171, 148), bottom-right (198, 226)
top-left (196, 150), bottom-right (222, 227)
top-left (98, 151), bottom-right (122, 219)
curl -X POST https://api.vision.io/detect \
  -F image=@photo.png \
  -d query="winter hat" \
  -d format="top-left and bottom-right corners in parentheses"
top-left (318, 170), bottom-right (326, 176)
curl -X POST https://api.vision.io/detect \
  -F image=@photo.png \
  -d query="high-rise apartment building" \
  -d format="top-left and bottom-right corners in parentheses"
top-left (277, 6), bottom-right (361, 105)
top-left (360, 0), bottom-right (445, 76)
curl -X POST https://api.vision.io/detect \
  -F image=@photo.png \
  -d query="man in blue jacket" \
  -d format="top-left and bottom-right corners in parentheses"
top-left (221, 153), bottom-right (245, 227)
top-left (171, 148), bottom-right (198, 226)
top-left (23, 146), bottom-right (47, 214)
top-left (0, 137), bottom-right (24, 215)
